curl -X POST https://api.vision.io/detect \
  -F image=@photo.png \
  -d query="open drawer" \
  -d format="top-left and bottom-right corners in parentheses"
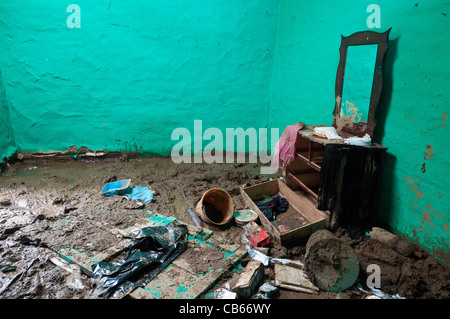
top-left (240, 179), bottom-right (329, 246)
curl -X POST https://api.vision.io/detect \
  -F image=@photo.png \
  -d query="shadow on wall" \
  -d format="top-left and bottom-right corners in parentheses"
top-left (377, 152), bottom-right (397, 228)
top-left (0, 68), bottom-right (16, 162)
top-left (374, 36), bottom-right (400, 144)
top-left (372, 36), bottom-right (399, 232)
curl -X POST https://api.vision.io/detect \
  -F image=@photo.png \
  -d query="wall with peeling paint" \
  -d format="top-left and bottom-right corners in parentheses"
top-left (0, 69), bottom-right (16, 161)
top-left (270, 0), bottom-right (449, 263)
top-left (0, 1), bottom-right (278, 155)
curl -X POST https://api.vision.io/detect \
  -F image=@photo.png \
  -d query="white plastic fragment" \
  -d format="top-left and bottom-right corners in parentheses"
top-left (359, 287), bottom-right (405, 299)
top-left (214, 288), bottom-right (238, 299)
top-left (243, 235), bottom-right (304, 269)
top-left (215, 283), bottom-right (238, 299)
top-left (50, 257), bottom-right (85, 290)
top-left (344, 133), bottom-right (372, 146)
top-left (246, 245), bottom-right (271, 266)
top-left (258, 282), bottom-right (279, 296)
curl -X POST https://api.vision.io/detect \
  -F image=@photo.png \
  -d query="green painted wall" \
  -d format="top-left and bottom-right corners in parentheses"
top-left (270, 0), bottom-right (449, 263)
top-left (0, 68), bottom-right (16, 160)
top-left (0, 1), bottom-right (278, 155)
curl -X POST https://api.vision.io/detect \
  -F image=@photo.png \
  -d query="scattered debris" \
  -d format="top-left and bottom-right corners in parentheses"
top-left (101, 179), bottom-right (132, 196)
top-left (1, 266), bottom-right (17, 273)
top-left (343, 133), bottom-right (372, 146)
top-left (243, 221), bottom-right (271, 247)
top-left (241, 179), bottom-right (327, 246)
top-left (359, 286), bottom-right (405, 299)
top-left (256, 195), bottom-right (288, 222)
top-left (85, 152), bottom-right (105, 157)
top-left (0, 199), bottom-right (12, 206)
top-left (124, 186), bottom-right (155, 204)
top-left (196, 188), bottom-right (234, 226)
top-left (1, 157), bottom-right (448, 299)
top-left (257, 282), bottom-right (279, 299)
top-left (187, 208), bottom-right (202, 228)
top-left (230, 261), bottom-right (264, 298)
top-left (0, 258), bottom-right (38, 295)
top-left (313, 126), bottom-right (342, 140)
top-left (244, 236), bottom-right (304, 269)
top-left (234, 209), bottom-right (258, 227)
top-left (102, 180), bottom-right (155, 204)
top-left (214, 284), bottom-right (238, 299)
top-left (50, 257), bottom-right (85, 290)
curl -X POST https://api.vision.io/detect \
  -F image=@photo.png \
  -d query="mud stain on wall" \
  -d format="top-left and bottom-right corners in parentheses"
top-left (421, 112), bottom-right (448, 134)
top-left (425, 204), bottom-right (444, 220)
top-left (421, 163), bottom-right (426, 173)
top-left (402, 176), bottom-right (424, 198)
top-left (424, 144), bottom-right (435, 160)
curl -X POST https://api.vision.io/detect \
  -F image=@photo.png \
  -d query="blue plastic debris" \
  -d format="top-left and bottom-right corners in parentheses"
top-left (124, 186), bottom-right (155, 203)
top-left (101, 180), bottom-right (155, 203)
top-left (101, 179), bottom-right (132, 196)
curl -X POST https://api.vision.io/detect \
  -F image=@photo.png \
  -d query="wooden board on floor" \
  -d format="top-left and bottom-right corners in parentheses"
top-left (58, 211), bottom-right (247, 299)
top-left (129, 230), bottom-right (246, 299)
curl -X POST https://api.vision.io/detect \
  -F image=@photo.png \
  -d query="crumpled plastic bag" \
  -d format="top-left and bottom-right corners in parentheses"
top-left (344, 133), bottom-right (372, 146)
top-left (91, 221), bottom-right (188, 298)
top-left (124, 186), bottom-right (155, 203)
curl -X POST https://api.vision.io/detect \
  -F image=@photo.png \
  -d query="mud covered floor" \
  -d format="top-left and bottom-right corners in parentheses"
top-left (0, 157), bottom-right (449, 299)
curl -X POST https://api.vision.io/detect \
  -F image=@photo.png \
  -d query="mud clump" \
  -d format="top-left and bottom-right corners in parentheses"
top-left (354, 237), bottom-right (450, 299)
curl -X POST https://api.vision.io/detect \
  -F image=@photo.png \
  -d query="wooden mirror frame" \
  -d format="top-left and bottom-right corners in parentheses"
top-left (332, 28), bottom-right (391, 139)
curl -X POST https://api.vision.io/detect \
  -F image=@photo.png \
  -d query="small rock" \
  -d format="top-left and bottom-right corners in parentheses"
top-left (104, 175), bottom-right (117, 183)
top-left (0, 199), bottom-right (11, 206)
top-left (369, 227), bottom-right (417, 257)
top-left (53, 197), bottom-right (64, 205)
top-left (64, 206), bottom-right (78, 214)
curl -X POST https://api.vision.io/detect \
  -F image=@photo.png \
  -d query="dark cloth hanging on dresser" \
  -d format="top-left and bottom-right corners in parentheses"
top-left (317, 144), bottom-right (385, 237)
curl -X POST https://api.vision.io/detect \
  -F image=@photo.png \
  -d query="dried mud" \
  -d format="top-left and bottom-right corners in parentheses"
top-left (0, 157), bottom-right (449, 299)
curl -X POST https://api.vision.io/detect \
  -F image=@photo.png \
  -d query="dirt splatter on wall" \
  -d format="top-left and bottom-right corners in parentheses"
top-left (424, 145), bottom-right (435, 160)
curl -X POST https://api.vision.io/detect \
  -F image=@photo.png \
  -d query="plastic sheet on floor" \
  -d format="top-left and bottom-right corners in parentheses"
top-left (91, 221), bottom-right (188, 298)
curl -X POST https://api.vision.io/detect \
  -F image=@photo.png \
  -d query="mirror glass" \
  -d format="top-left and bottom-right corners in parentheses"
top-left (340, 44), bottom-right (378, 124)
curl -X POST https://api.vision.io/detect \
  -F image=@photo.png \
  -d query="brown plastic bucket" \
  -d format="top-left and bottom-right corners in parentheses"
top-left (195, 188), bottom-right (234, 226)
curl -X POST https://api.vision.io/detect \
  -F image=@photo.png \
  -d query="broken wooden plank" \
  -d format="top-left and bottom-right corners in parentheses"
top-left (129, 264), bottom-right (204, 299)
top-left (57, 248), bottom-right (101, 277)
top-left (58, 241), bottom-right (132, 277)
top-left (129, 235), bottom-right (247, 300)
top-left (57, 211), bottom-right (178, 276)
top-left (129, 247), bottom-right (247, 299)
top-left (57, 211), bottom-right (246, 299)
top-left (274, 263), bottom-right (319, 294)
top-left (230, 261), bottom-right (264, 298)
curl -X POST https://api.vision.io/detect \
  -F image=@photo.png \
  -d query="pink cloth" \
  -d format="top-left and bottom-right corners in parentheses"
top-left (271, 122), bottom-right (305, 171)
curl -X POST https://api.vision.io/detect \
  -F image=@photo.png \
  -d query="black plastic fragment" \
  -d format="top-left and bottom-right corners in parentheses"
top-left (92, 221), bottom-right (188, 298)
